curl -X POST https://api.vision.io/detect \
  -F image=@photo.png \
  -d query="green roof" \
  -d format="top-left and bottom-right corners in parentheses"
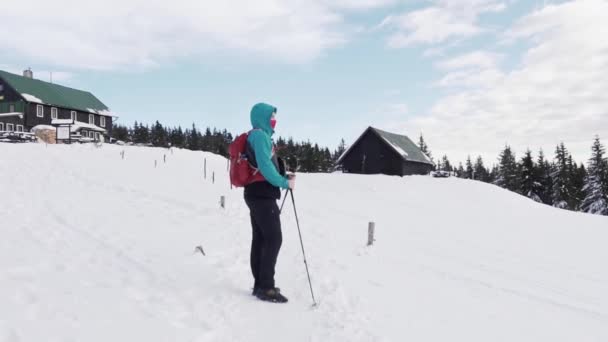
top-left (371, 127), bottom-right (433, 165)
top-left (0, 70), bottom-right (113, 116)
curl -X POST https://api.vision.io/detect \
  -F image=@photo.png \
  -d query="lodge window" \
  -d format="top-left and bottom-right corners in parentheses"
top-left (89, 131), bottom-right (95, 138)
top-left (51, 107), bottom-right (58, 119)
top-left (100, 116), bottom-right (106, 127)
top-left (81, 130), bottom-right (87, 137)
top-left (71, 111), bottom-right (77, 121)
top-left (0, 123), bottom-right (4, 131)
top-left (37, 105), bottom-right (44, 117)
top-left (6, 123), bottom-right (14, 131)
top-left (16, 125), bottom-right (24, 132)
top-left (95, 132), bottom-right (100, 141)
top-left (89, 114), bottom-right (94, 125)
top-left (9, 104), bottom-right (15, 112)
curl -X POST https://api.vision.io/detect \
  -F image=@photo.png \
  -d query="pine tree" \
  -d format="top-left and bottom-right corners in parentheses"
top-left (551, 143), bottom-right (574, 209)
top-left (581, 137), bottom-right (608, 215)
top-left (474, 156), bottom-right (490, 182)
top-left (133, 122), bottom-right (150, 144)
top-left (489, 164), bottom-right (498, 183)
top-left (494, 146), bottom-right (519, 192)
top-left (150, 121), bottom-right (168, 147)
top-left (465, 156), bottom-right (474, 179)
top-left (536, 149), bottom-right (553, 205)
top-left (334, 138), bottom-right (347, 162)
top-left (441, 155), bottom-right (453, 172)
top-left (188, 124), bottom-right (201, 150)
top-left (111, 124), bottom-right (129, 142)
top-left (519, 149), bottom-right (542, 202)
top-left (570, 161), bottom-right (587, 210)
top-left (418, 134), bottom-right (433, 165)
top-left (169, 126), bottom-right (186, 148)
top-left (456, 163), bottom-right (465, 178)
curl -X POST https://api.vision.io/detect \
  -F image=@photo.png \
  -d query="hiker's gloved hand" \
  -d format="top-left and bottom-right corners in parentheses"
top-left (287, 174), bottom-right (296, 190)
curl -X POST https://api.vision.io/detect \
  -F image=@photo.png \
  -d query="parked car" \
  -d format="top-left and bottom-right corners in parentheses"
top-left (431, 170), bottom-right (451, 178)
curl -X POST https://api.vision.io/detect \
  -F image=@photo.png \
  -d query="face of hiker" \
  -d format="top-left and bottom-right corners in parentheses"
top-left (270, 113), bottom-right (277, 130)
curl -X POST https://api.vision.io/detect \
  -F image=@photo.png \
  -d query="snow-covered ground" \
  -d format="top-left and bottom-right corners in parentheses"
top-left (1, 143), bottom-right (607, 342)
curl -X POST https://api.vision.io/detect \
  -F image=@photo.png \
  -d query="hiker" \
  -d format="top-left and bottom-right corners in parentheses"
top-left (244, 103), bottom-right (295, 303)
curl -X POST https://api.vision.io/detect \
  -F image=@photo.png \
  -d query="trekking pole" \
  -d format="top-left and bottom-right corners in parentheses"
top-left (289, 189), bottom-right (318, 307)
top-left (279, 189), bottom-right (289, 214)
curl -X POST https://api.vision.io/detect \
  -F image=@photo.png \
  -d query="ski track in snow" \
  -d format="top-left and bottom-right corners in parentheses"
top-left (1, 143), bottom-right (608, 342)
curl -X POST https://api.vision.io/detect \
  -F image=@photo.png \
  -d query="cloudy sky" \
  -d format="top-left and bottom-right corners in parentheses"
top-left (1, 0), bottom-right (606, 163)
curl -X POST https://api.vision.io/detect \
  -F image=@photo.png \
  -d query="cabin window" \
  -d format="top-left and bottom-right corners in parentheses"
top-left (9, 104), bottom-right (15, 112)
top-left (37, 105), bottom-right (44, 117)
top-left (89, 114), bottom-right (94, 125)
top-left (81, 130), bottom-right (87, 137)
top-left (71, 111), bottom-right (77, 121)
top-left (95, 132), bottom-right (101, 141)
top-left (100, 116), bottom-right (106, 127)
top-left (16, 125), bottom-right (24, 132)
top-left (51, 107), bottom-right (58, 119)
top-left (89, 131), bottom-right (95, 138)
top-left (6, 123), bottom-right (14, 131)
top-left (0, 123), bottom-right (4, 131)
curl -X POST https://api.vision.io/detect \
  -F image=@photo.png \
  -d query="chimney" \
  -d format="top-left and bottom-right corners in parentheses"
top-left (23, 68), bottom-right (33, 79)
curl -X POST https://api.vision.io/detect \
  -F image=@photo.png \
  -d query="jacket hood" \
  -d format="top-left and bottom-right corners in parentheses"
top-left (250, 103), bottom-right (277, 135)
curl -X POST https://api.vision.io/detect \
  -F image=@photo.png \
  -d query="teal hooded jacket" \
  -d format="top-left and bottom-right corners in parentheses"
top-left (247, 103), bottom-right (289, 189)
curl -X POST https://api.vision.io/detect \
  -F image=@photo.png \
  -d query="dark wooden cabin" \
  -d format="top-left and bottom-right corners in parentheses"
top-left (337, 127), bottom-right (434, 176)
top-left (0, 69), bottom-right (115, 140)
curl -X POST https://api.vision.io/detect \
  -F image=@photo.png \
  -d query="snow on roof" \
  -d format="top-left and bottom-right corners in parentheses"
top-left (381, 136), bottom-right (409, 157)
top-left (0, 112), bottom-right (24, 118)
top-left (86, 108), bottom-right (117, 117)
top-left (421, 152), bottom-right (432, 163)
top-left (71, 121), bottom-right (106, 133)
top-left (51, 119), bottom-right (75, 125)
top-left (22, 93), bottom-right (43, 103)
top-left (31, 125), bottom-right (55, 131)
top-left (49, 119), bottom-right (106, 133)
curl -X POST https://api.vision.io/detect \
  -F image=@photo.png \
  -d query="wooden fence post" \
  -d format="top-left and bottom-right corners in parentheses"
top-left (155, 160), bottom-right (157, 168)
top-left (368, 222), bottom-right (375, 246)
top-left (220, 196), bottom-right (225, 209)
top-left (204, 158), bottom-right (207, 179)
top-left (164, 154), bottom-right (166, 163)
top-left (212, 172), bottom-right (215, 184)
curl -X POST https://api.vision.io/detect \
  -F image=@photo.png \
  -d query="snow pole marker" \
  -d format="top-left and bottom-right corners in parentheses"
top-left (195, 245), bottom-right (206, 256)
top-left (368, 222), bottom-right (375, 246)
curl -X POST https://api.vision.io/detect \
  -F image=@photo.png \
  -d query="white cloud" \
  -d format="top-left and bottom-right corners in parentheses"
top-left (393, 0), bottom-right (608, 162)
top-left (436, 51), bottom-right (502, 70)
top-left (0, 0), bottom-right (396, 70)
top-left (323, 0), bottom-right (397, 10)
top-left (381, 0), bottom-right (507, 47)
top-left (433, 51), bottom-right (504, 88)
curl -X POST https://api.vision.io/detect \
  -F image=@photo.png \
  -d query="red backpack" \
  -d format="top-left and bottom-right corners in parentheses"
top-left (229, 130), bottom-right (265, 187)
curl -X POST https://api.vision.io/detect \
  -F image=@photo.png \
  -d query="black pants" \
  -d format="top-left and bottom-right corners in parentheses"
top-left (245, 196), bottom-right (283, 290)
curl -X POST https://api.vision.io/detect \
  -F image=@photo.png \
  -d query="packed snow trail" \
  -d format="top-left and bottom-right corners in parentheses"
top-left (1, 143), bottom-right (607, 341)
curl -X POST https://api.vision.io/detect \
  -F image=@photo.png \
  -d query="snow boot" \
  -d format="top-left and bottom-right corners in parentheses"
top-left (252, 286), bottom-right (279, 296)
top-left (256, 288), bottom-right (288, 303)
